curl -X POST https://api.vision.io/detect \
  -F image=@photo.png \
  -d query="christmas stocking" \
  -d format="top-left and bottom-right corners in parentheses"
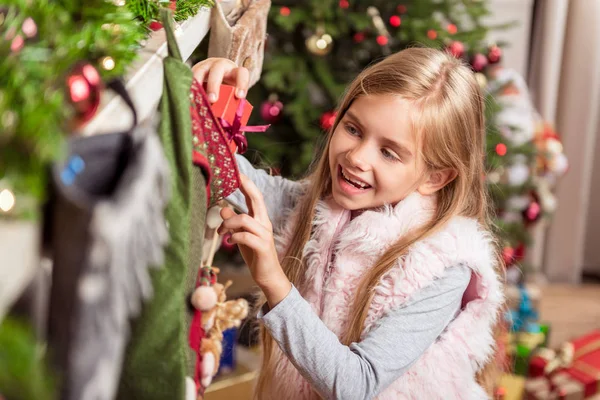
top-left (45, 80), bottom-right (170, 400)
top-left (208, 0), bottom-right (271, 87)
top-left (116, 9), bottom-right (207, 400)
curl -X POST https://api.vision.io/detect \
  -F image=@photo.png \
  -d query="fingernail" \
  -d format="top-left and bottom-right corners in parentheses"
top-left (208, 93), bottom-right (217, 103)
top-left (236, 89), bottom-right (245, 98)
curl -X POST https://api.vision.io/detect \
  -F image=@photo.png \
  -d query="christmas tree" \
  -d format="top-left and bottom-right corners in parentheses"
top-left (244, 0), bottom-right (567, 276)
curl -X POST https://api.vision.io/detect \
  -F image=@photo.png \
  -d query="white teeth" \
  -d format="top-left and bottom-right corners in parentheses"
top-left (341, 168), bottom-right (370, 189)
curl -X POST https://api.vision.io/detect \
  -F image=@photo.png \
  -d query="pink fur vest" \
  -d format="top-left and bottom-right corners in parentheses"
top-left (266, 192), bottom-right (503, 400)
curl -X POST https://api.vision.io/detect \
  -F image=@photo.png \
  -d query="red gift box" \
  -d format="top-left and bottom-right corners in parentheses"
top-left (564, 331), bottom-right (600, 398)
top-left (204, 84), bottom-right (253, 155)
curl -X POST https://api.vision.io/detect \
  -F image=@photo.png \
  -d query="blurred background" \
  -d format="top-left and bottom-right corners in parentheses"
top-left (1, 0), bottom-right (599, 399)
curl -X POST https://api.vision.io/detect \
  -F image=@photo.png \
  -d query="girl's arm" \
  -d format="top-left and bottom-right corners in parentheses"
top-left (260, 265), bottom-right (471, 400)
top-left (226, 154), bottom-right (304, 231)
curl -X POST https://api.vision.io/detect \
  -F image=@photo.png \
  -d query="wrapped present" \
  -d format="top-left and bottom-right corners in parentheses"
top-left (527, 330), bottom-right (600, 398)
top-left (508, 331), bottom-right (547, 375)
top-left (525, 373), bottom-right (585, 400)
top-left (499, 374), bottom-right (525, 400)
top-left (205, 83), bottom-right (268, 155)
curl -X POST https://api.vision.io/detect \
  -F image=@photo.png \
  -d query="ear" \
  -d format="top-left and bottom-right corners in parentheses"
top-left (417, 168), bottom-right (457, 196)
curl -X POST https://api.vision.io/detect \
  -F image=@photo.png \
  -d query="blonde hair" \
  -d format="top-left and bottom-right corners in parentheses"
top-left (255, 47), bottom-right (503, 398)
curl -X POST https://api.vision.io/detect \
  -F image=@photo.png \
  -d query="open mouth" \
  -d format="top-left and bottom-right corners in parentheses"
top-left (339, 166), bottom-right (372, 190)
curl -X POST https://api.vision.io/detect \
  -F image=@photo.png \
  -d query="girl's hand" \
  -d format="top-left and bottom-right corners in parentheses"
top-left (218, 174), bottom-right (292, 308)
top-left (191, 58), bottom-right (250, 103)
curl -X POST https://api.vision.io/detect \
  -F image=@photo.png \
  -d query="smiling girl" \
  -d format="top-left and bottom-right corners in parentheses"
top-left (193, 47), bottom-right (504, 400)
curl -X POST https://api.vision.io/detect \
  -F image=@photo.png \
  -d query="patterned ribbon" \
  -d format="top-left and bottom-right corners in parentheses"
top-left (218, 98), bottom-right (270, 155)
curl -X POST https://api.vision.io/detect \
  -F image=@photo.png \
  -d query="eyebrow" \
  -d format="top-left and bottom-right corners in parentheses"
top-left (345, 110), bottom-right (413, 159)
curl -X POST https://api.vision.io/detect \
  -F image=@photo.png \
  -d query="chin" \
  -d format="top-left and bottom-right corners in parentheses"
top-left (331, 191), bottom-right (365, 211)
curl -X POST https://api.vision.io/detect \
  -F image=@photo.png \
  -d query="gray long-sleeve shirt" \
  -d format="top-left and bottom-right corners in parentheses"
top-left (226, 154), bottom-right (470, 400)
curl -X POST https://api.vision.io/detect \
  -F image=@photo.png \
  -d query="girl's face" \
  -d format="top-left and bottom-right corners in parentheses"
top-left (328, 95), bottom-right (423, 211)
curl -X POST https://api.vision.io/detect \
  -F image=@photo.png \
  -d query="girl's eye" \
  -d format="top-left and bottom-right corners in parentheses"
top-left (381, 148), bottom-right (400, 162)
top-left (345, 124), bottom-right (360, 136)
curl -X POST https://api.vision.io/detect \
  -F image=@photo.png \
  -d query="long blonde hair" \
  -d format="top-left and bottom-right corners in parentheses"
top-left (255, 47), bottom-right (503, 398)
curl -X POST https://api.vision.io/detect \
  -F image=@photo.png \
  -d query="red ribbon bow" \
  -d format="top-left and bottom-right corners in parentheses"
top-left (218, 98), bottom-right (270, 154)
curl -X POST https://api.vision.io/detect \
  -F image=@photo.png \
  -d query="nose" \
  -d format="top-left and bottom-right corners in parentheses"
top-left (345, 142), bottom-right (370, 171)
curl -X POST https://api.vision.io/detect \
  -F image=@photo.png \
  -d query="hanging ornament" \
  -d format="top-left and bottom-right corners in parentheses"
top-left (0, 188), bottom-right (15, 213)
top-left (486, 170), bottom-right (501, 184)
top-left (220, 232), bottom-right (237, 252)
top-left (507, 162), bottom-right (530, 186)
top-left (367, 7), bottom-right (391, 52)
top-left (487, 44), bottom-right (502, 64)
top-left (514, 243), bottom-right (526, 263)
top-left (389, 15), bottom-right (401, 28)
top-left (339, 0), bottom-right (349, 9)
top-left (260, 94), bottom-right (284, 123)
top-left (447, 24), bottom-right (458, 34)
top-left (10, 35), bottom-right (24, 53)
top-left (353, 32), bottom-right (365, 43)
top-left (320, 110), bottom-right (337, 131)
top-left (471, 53), bottom-right (488, 72)
top-left (66, 62), bottom-right (102, 125)
top-left (21, 17), bottom-right (37, 38)
top-left (280, 6), bottom-right (291, 16)
top-left (502, 246), bottom-right (515, 267)
top-left (522, 193), bottom-right (542, 224)
top-left (397, 4), bottom-right (407, 14)
top-left (427, 30), bottom-right (437, 40)
top-left (306, 25), bottom-right (333, 56)
top-left (496, 143), bottom-right (507, 156)
top-left (447, 41), bottom-right (465, 58)
top-left (475, 72), bottom-right (487, 90)
top-left (376, 35), bottom-right (388, 46)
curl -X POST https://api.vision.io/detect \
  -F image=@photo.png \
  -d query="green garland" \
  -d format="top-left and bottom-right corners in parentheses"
top-left (0, 317), bottom-right (56, 400)
top-left (0, 0), bottom-right (213, 220)
top-left (127, 0), bottom-right (214, 24)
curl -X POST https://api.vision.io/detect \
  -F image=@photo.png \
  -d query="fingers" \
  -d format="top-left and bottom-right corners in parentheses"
top-left (238, 174), bottom-right (271, 229)
top-left (191, 58), bottom-right (250, 103)
top-left (204, 61), bottom-right (229, 103)
top-left (228, 232), bottom-right (266, 253)
top-left (224, 66), bottom-right (250, 99)
top-left (218, 213), bottom-right (270, 238)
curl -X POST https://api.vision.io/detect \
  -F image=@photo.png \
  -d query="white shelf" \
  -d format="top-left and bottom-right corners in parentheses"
top-left (81, 9), bottom-right (211, 136)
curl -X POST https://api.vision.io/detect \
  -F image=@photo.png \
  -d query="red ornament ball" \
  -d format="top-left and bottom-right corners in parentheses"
top-left (488, 45), bottom-right (502, 64)
top-left (260, 99), bottom-right (284, 123)
top-left (149, 21), bottom-right (163, 31)
top-left (320, 110), bottom-right (337, 131)
top-left (496, 143), bottom-right (507, 156)
top-left (447, 24), bottom-right (458, 34)
top-left (353, 32), bottom-right (365, 43)
top-left (390, 15), bottom-right (401, 28)
top-left (339, 0), bottom-right (349, 8)
top-left (397, 5), bottom-right (407, 14)
top-left (502, 246), bottom-right (515, 267)
top-left (523, 200), bottom-right (541, 223)
top-left (471, 53), bottom-right (489, 72)
top-left (66, 63), bottom-right (102, 124)
top-left (427, 30), bottom-right (437, 40)
top-left (514, 243), bottom-right (526, 263)
top-left (280, 6), bottom-right (291, 16)
top-left (376, 35), bottom-right (388, 46)
top-left (447, 41), bottom-right (465, 58)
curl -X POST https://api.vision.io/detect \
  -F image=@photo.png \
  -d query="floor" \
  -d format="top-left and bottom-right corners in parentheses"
top-left (539, 283), bottom-right (600, 347)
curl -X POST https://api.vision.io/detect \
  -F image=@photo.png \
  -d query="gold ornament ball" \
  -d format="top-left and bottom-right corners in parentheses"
top-left (306, 32), bottom-right (333, 56)
top-left (475, 72), bottom-right (488, 89)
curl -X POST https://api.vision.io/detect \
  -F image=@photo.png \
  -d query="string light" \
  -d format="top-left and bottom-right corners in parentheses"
top-left (101, 56), bottom-right (115, 71)
top-left (0, 189), bottom-right (15, 213)
top-left (280, 7), bottom-right (290, 16)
